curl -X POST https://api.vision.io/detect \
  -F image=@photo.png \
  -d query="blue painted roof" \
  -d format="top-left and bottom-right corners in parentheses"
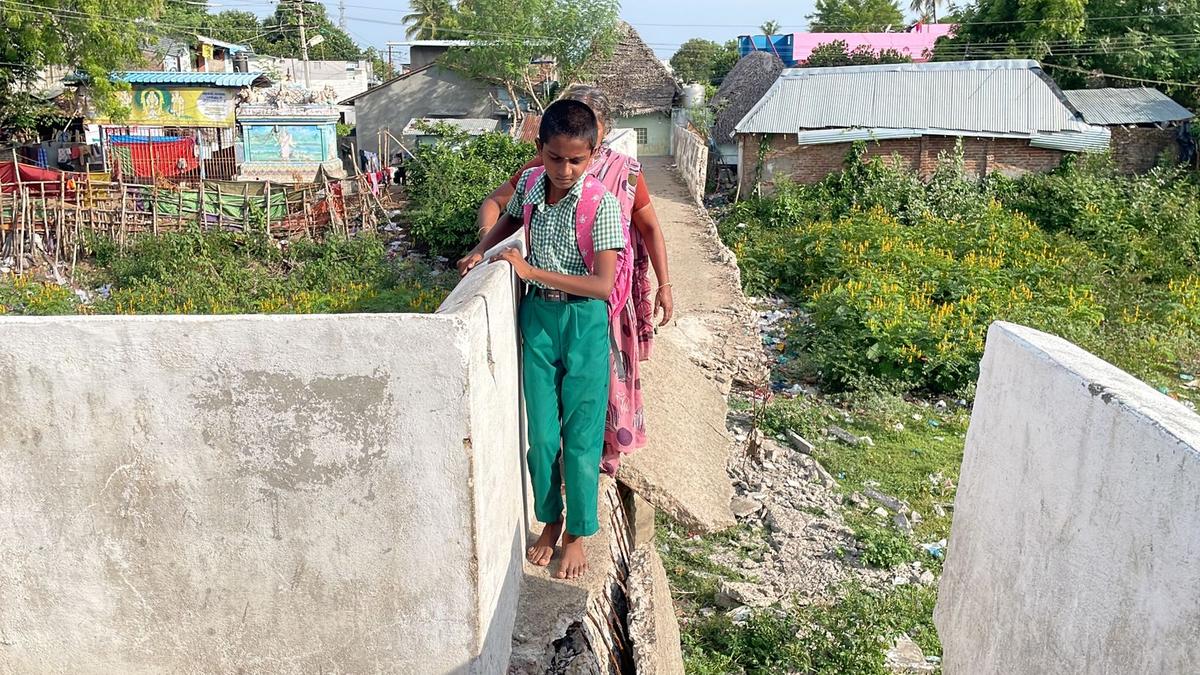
top-left (111, 71), bottom-right (269, 87)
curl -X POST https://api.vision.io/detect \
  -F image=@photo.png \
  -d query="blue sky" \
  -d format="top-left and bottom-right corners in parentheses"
top-left (226, 0), bottom-right (820, 60)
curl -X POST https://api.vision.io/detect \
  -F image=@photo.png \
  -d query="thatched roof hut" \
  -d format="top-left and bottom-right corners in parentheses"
top-left (711, 51), bottom-right (785, 142)
top-left (587, 22), bottom-right (680, 117)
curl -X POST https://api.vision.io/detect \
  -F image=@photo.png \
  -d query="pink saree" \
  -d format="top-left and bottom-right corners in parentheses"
top-left (588, 147), bottom-right (654, 475)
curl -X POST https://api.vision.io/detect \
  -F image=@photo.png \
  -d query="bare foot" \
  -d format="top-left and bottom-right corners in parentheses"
top-left (555, 533), bottom-right (588, 580)
top-left (527, 520), bottom-right (563, 567)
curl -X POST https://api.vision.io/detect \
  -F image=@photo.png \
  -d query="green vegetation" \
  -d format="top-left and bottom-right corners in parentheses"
top-left (404, 126), bottom-right (536, 258)
top-left (441, 0), bottom-right (620, 114)
top-left (675, 144), bottom-right (1198, 673)
top-left (806, 0), bottom-right (906, 33)
top-left (937, 0), bottom-right (1200, 108)
top-left (658, 515), bottom-right (765, 610)
top-left (680, 583), bottom-right (938, 675)
top-left (0, 230), bottom-right (452, 316)
top-left (760, 386), bottom-right (968, 541)
top-left (721, 145), bottom-right (1199, 404)
top-left (802, 40), bottom-right (912, 67)
top-left (670, 38), bottom-right (741, 86)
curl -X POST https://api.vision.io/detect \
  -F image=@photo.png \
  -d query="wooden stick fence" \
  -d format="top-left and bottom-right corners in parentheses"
top-left (0, 172), bottom-right (388, 270)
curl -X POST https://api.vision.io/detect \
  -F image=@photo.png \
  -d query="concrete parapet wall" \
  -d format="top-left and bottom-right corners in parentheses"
top-left (0, 244), bottom-right (526, 672)
top-left (670, 124), bottom-right (708, 205)
top-left (936, 322), bottom-right (1200, 674)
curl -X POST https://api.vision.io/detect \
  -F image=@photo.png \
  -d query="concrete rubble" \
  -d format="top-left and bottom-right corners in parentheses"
top-left (713, 436), bottom-right (894, 604)
top-left (886, 635), bottom-right (938, 673)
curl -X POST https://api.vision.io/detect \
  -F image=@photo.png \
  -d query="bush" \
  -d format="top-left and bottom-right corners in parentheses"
top-left (721, 145), bottom-right (1199, 396)
top-left (404, 124), bottom-right (535, 258)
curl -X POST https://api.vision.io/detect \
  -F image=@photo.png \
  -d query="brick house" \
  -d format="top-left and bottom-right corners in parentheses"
top-left (1062, 87), bottom-right (1193, 174)
top-left (734, 60), bottom-right (1113, 193)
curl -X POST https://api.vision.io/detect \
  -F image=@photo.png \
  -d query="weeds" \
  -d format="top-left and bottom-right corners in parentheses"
top-left (1, 230), bottom-right (453, 316)
top-left (680, 584), bottom-right (939, 675)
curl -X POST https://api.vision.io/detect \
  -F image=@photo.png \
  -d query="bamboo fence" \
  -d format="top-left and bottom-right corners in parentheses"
top-left (0, 165), bottom-right (390, 275)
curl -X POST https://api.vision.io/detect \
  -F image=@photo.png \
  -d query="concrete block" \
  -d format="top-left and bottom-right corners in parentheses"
top-left (0, 246), bottom-right (526, 672)
top-left (618, 336), bottom-right (736, 533)
top-left (936, 322), bottom-right (1200, 675)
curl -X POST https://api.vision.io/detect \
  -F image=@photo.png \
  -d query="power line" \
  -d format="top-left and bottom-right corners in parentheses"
top-left (1041, 62), bottom-right (1200, 88)
top-left (0, 0), bottom-right (302, 34)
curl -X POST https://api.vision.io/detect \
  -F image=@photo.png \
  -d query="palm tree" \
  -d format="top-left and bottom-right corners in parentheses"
top-left (404, 0), bottom-right (454, 40)
top-left (908, 0), bottom-right (940, 24)
top-left (760, 19), bottom-right (781, 36)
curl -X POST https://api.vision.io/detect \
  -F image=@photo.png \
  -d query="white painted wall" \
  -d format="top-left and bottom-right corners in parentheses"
top-left (936, 322), bottom-right (1200, 674)
top-left (0, 239), bottom-right (527, 672)
top-left (671, 123), bottom-right (708, 205)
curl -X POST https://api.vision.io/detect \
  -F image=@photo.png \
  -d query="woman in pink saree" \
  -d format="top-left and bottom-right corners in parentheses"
top-left (459, 85), bottom-right (674, 475)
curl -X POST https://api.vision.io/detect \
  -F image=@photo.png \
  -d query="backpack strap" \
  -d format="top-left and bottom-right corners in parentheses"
top-left (573, 174), bottom-right (607, 273)
top-left (521, 166), bottom-right (546, 250)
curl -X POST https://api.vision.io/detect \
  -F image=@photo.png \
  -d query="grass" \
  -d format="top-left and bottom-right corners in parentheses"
top-left (760, 386), bottom-right (967, 542)
top-left (680, 583), bottom-right (939, 675)
top-left (657, 513), bottom-right (767, 611)
top-left (0, 230), bottom-right (454, 316)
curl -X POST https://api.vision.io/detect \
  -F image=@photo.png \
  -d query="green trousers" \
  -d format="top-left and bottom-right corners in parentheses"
top-left (520, 292), bottom-right (610, 537)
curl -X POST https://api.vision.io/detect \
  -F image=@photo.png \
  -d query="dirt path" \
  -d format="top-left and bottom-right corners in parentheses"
top-left (639, 157), bottom-right (762, 384)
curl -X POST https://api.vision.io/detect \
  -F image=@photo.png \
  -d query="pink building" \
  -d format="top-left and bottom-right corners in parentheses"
top-left (794, 23), bottom-right (954, 63)
top-left (739, 24), bottom-right (955, 66)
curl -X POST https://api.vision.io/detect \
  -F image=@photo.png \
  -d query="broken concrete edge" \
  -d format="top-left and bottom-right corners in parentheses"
top-left (627, 543), bottom-right (686, 675)
top-left (509, 478), bottom-right (634, 673)
top-left (616, 469), bottom-right (737, 534)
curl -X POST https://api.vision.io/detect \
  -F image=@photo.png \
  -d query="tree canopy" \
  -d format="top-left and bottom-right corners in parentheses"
top-left (936, 0), bottom-right (1200, 106)
top-left (404, 0), bottom-right (461, 40)
top-left (441, 0), bottom-right (620, 115)
top-left (670, 38), bottom-right (739, 85)
top-left (806, 0), bottom-right (906, 32)
top-left (1, 0), bottom-right (168, 140)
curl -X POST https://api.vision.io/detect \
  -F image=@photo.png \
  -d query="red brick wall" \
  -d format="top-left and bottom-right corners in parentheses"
top-left (739, 133), bottom-right (1067, 193)
top-left (1110, 127), bottom-right (1179, 174)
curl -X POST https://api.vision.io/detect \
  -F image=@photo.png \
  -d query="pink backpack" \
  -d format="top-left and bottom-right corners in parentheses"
top-left (521, 166), bottom-right (633, 321)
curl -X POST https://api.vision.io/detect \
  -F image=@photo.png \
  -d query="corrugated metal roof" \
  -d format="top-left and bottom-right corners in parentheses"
top-left (1063, 88), bottom-right (1193, 125)
top-left (794, 125), bottom-right (1110, 152)
top-left (1030, 126), bottom-right (1111, 152)
top-left (111, 71), bottom-right (269, 87)
top-left (402, 117), bottom-right (500, 136)
top-left (795, 128), bottom-right (923, 145)
top-left (736, 60), bottom-right (1098, 140)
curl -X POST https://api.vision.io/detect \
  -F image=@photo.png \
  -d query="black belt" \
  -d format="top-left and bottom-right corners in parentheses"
top-left (529, 287), bottom-right (590, 302)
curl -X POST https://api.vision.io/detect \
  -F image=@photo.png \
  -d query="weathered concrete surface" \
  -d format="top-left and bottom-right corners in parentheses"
top-left (669, 123), bottom-right (708, 205)
top-left (936, 322), bottom-right (1200, 675)
top-left (619, 334), bottom-right (736, 533)
top-left (627, 545), bottom-right (685, 675)
top-left (0, 247), bottom-right (526, 672)
top-left (510, 477), bottom-right (634, 673)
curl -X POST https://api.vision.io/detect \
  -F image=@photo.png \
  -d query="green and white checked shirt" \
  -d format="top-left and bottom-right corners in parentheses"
top-left (506, 168), bottom-right (624, 289)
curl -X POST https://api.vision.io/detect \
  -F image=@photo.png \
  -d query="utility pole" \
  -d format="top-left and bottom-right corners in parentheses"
top-left (296, 0), bottom-right (311, 89)
top-left (338, 0), bottom-right (346, 29)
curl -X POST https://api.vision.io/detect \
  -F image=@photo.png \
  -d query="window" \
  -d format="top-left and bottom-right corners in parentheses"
top-left (635, 128), bottom-right (648, 145)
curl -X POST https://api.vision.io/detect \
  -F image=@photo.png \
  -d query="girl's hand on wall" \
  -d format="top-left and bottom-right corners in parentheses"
top-left (489, 247), bottom-right (531, 280)
top-left (655, 285), bottom-right (674, 326)
top-left (457, 249), bottom-right (484, 277)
